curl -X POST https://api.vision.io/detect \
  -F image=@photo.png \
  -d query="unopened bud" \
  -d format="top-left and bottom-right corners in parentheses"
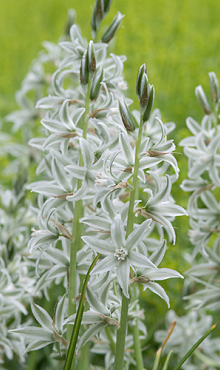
top-left (195, 85), bottom-right (212, 115)
top-left (136, 64), bottom-right (148, 110)
top-left (136, 65), bottom-right (155, 121)
top-left (91, 0), bottom-right (103, 34)
top-left (91, 0), bottom-right (113, 37)
top-left (209, 71), bottom-right (219, 105)
top-left (103, 0), bottom-right (112, 14)
top-left (143, 84), bottom-right (155, 122)
top-left (130, 276), bottom-right (151, 285)
top-left (101, 12), bottom-right (124, 43)
top-left (87, 40), bottom-right (96, 74)
top-left (90, 67), bottom-right (103, 101)
top-left (80, 50), bottom-right (89, 85)
top-left (118, 98), bottom-right (136, 132)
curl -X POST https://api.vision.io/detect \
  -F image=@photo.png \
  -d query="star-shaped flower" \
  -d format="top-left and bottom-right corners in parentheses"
top-left (82, 214), bottom-right (157, 297)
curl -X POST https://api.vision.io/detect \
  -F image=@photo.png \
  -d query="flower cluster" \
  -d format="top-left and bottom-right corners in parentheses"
top-left (180, 72), bottom-right (220, 310)
top-left (0, 1), bottom-right (202, 369)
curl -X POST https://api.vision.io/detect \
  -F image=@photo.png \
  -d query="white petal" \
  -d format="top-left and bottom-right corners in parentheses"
top-left (126, 219), bottom-right (151, 251)
top-left (111, 214), bottom-right (126, 247)
top-left (117, 259), bottom-right (130, 298)
top-left (92, 256), bottom-right (117, 274)
top-left (129, 251), bottom-right (156, 269)
top-left (82, 236), bottom-right (114, 255)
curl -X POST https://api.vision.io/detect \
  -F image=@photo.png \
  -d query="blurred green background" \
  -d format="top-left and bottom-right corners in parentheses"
top-left (1, 0), bottom-right (220, 123)
top-left (0, 2), bottom-right (220, 367)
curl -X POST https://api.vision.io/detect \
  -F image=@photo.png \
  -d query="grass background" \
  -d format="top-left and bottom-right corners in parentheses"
top-left (1, 0), bottom-right (220, 123)
top-left (0, 1), bottom-right (220, 366)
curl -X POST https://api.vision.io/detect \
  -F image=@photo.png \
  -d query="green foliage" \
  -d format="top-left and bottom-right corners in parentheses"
top-left (1, 0), bottom-right (220, 127)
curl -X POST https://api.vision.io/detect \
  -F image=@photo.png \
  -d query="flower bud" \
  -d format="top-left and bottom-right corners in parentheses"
top-left (118, 98), bottom-right (136, 132)
top-left (87, 40), bottom-right (96, 74)
top-left (80, 42), bottom-right (96, 86)
top-left (136, 64), bottom-right (155, 121)
top-left (91, 0), bottom-right (103, 34)
top-left (209, 71), bottom-right (219, 105)
top-left (136, 64), bottom-right (148, 102)
top-left (195, 85), bottom-right (212, 115)
top-left (101, 12), bottom-right (124, 43)
top-left (91, 0), bottom-right (113, 37)
top-left (90, 66), bottom-right (103, 100)
top-left (143, 84), bottom-right (155, 122)
top-left (80, 50), bottom-right (89, 85)
top-left (103, 0), bottom-right (112, 14)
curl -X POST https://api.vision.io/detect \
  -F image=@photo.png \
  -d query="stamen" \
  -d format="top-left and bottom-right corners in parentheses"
top-left (114, 248), bottom-right (128, 260)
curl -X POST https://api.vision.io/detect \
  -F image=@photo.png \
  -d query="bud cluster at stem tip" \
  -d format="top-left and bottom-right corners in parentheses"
top-left (136, 64), bottom-right (155, 122)
top-left (80, 41), bottom-right (96, 86)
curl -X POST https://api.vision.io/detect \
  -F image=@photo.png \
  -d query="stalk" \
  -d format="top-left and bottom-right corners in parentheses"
top-left (132, 320), bottom-right (144, 370)
top-left (106, 326), bottom-right (116, 353)
top-left (67, 83), bottom-right (91, 369)
top-left (64, 254), bottom-right (101, 370)
top-left (132, 287), bottom-right (144, 370)
top-left (114, 116), bottom-right (144, 370)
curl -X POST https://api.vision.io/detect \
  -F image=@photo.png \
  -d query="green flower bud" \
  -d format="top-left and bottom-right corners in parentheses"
top-left (209, 71), bottom-right (219, 105)
top-left (136, 64), bottom-right (154, 120)
top-left (91, 0), bottom-right (104, 34)
top-left (80, 42), bottom-right (96, 86)
top-left (103, 0), bottom-right (112, 14)
top-left (90, 66), bottom-right (103, 100)
top-left (195, 85), bottom-right (212, 115)
top-left (118, 98), bottom-right (136, 132)
top-left (91, 0), bottom-right (113, 37)
top-left (136, 64), bottom-right (147, 102)
top-left (101, 12), bottom-right (124, 44)
top-left (80, 50), bottom-right (89, 85)
top-left (87, 41), bottom-right (96, 74)
top-left (143, 84), bottom-right (155, 122)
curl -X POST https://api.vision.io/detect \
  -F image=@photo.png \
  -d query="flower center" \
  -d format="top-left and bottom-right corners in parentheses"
top-left (114, 248), bottom-right (128, 260)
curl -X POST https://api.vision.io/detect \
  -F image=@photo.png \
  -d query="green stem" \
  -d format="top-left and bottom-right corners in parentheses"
top-left (67, 83), bottom-right (91, 367)
top-left (126, 115), bottom-right (143, 235)
top-left (76, 278), bottom-right (90, 370)
top-left (68, 199), bottom-right (82, 333)
top-left (106, 326), bottom-right (116, 354)
top-left (132, 321), bottom-right (144, 370)
top-left (131, 285), bottom-right (144, 370)
top-left (114, 115), bottom-right (144, 370)
top-left (63, 254), bottom-right (101, 370)
top-left (114, 294), bottom-right (129, 370)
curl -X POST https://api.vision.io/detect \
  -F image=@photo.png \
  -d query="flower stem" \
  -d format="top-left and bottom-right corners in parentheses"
top-left (67, 83), bottom-right (90, 356)
top-left (132, 288), bottom-right (144, 370)
top-left (106, 326), bottom-right (116, 353)
top-left (114, 116), bottom-right (144, 370)
top-left (127, 115), bottom-right (143, 235)
top-left (64, 254), bottom-right (100, 370)
top-left (114, 294), bottom-right (129, 370)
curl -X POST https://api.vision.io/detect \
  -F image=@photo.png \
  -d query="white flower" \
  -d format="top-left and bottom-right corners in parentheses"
top-left (82, 214), bottom-right (156, 298)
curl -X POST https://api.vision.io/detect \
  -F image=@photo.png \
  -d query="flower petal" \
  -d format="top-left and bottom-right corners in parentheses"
top-left (129, 251), bottom-right (156, 269)
top-left (111, 214), bottom-right (126, 247)
top-left (117, 259), bottom-right (130, 298)
top-left (92, 255), bottom-right (117, 274)
top-left (82, 236), bottom-right (114, 255)
top-left (126, 219), bottom-right (151, 251)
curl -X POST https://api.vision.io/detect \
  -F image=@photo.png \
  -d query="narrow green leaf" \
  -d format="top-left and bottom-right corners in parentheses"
top-left (162, 350), bottom-right (173, 370)
top-left (172, 322), bottom-right (218, 370)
